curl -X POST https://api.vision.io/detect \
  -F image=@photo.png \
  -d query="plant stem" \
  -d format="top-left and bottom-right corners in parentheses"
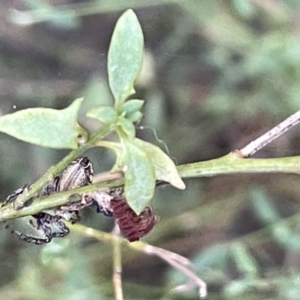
top-left (0, 178), bottom-right (124, 222)
top-left (112, 224), bottom-right (123, 300)
top-left (177, 153), bottom-right (300, 179)
top-left (13, 125), bottom-right (112, 209)
top-left (239, 109), bottom-right (300, 157)
top-left (72, 223), bottom-right (207, 298)
top-left (2, 152), bottom-right (300, 221)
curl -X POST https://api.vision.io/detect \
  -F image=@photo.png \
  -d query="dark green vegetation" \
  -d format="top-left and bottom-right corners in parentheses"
top-left (1, 1), bottom-right (300, 299)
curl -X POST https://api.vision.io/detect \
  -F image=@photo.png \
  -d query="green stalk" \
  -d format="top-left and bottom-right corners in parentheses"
top-left (0, 179), bottom-right (123, 222)
top-left (112, 225), bottom-right (124, 300)
top-left (177, 153), bottom-right (300, 178)
top-left (2, 150), bottom-right (300, 222)
top-left (12, 125), bottom-right (112, 209)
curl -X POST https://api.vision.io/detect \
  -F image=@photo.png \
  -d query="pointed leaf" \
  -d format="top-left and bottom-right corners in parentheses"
top-left (117, 116), bottom-right (136, 138)
top-left (121, 99), bottom-right (144, 116)
top-left (0, 98), bottom-right (86, 149)
top-left (87, 106), bottom-right (118, 125)
top-left (121, 138), bottom-right (156, 214)
top-left (108, 10), bottom-right (144, 106)
top-left (127, 110), bottom-right (143, 122)
top-left (133, 138), bottom-right (185, 190)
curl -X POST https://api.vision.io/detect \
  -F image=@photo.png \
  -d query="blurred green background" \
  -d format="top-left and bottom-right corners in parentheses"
top-left (1, 0), bottom-right (300, 299)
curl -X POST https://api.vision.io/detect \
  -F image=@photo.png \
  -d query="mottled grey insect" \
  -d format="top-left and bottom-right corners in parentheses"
top-left (5, 157), bottom-right (93, 245)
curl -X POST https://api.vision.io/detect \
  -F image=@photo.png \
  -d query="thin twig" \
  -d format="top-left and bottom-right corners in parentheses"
top-left (239, 109), bottom-right (300, 157)
top-left (12, 125), bottom-right (111, 209)
top-left (2, 109), bottom-right (300, 219)
top-left (0, 178), bottom-right (124, 222)
top-left (144, 245), bottom-right (207, 298)
top-left (112, 223), bottom-right (123, 300)
top-left (72, 223), bottom-right (207, 299)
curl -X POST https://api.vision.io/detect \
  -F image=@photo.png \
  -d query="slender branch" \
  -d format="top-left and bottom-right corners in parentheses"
top-left (2, 110), bottom-right (300, 221)
top-left (2, 154), bottom-right (300, 221)
top-left (0, 178), bottom-right (124, 222)
top-left (177, 154), bottom-right (300, 179)
top-left (176, 109), bottom-right (300, 178)
top-left (69, 201), bottom-right (300, 299)
top-left (144, 245), bottom-right (207, 298)
top-left (238, 109), bottom-right (300, 157)
top-left (13, 125), bottom-right (111, 209)
top-left (71, 223), bottom-right (207, 298)
top-left (112, 223), bottom-right (123, 300)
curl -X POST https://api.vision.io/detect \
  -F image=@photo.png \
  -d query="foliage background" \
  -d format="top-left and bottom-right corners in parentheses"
top-left (1, 1), bottom-right (300, 299)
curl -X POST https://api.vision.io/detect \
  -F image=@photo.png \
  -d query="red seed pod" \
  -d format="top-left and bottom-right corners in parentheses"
top-left (110, 195), bottom-right (157, 242)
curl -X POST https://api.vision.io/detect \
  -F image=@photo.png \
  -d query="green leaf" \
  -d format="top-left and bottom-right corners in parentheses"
top-left (111, 136), bottom-right (184, 213)
top-left (224, 279), bottom-right (254, 298)
top-left (127, 110), bottom-right (143, 123)
top-left (133, 138), bottom-right (185, 190)
top-left (192, 243), bottom-right (230, 272)
top-left (87, 106), bottom-right (118, 124)
top-left (120, 138), bottom-right (156, 214)
top-left (108, 9), bottom-right (144, 107)
top-left (0, 98), bottom-right (86, 149)
top-left (121, 99), bottom-right (144, 116)
top-left (117, 116), bottom-right (136, 138)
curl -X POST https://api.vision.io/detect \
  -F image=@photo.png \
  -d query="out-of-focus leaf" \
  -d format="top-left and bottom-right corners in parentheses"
top-left (119, 138), bottom-right (156, 214)
top-left (0, 98), bottom-right (86, 149)
top-left (230, 242), bottom-right (259, 278)
top-left (231, 0), bottom-right (255, 18)
top-left (133, 138), bottom-right (185, 190)
top-left (57, 239), bottom-right (104, 300)
top-left (49, 8), bottom-right (79, 29)
top-left (249, 187), bottom-right (279, 224)
top-left (192, 243), bottom-right (230, 272)
top-left (223, 278), bottom-right (254, 298)
top-left (250, 187), bottom-right (300, 250)
top-left (12, 0), bottom-right (79, 29)
top-left (271, 223), bottom-right (300, 251)
top-left (87, 106), bottom-right (118, 124)
top-left (278, 274), bottom-right (300, 300)
top-left (108, 9), bottom-right (144, 107)
top-left (41, 239), bottom-right (70, 265)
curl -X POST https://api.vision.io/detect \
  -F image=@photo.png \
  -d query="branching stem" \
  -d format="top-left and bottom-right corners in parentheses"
top-left (12, 125), bottom-right (111, 209)
top-left (2, 110), bottom-right (300, 225)
top-left (239, 109), bottom-right (300, 157)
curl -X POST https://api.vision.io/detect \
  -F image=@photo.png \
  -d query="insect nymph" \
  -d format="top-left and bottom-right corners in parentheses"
top-left (4, 157), bottom-right (93, 245)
